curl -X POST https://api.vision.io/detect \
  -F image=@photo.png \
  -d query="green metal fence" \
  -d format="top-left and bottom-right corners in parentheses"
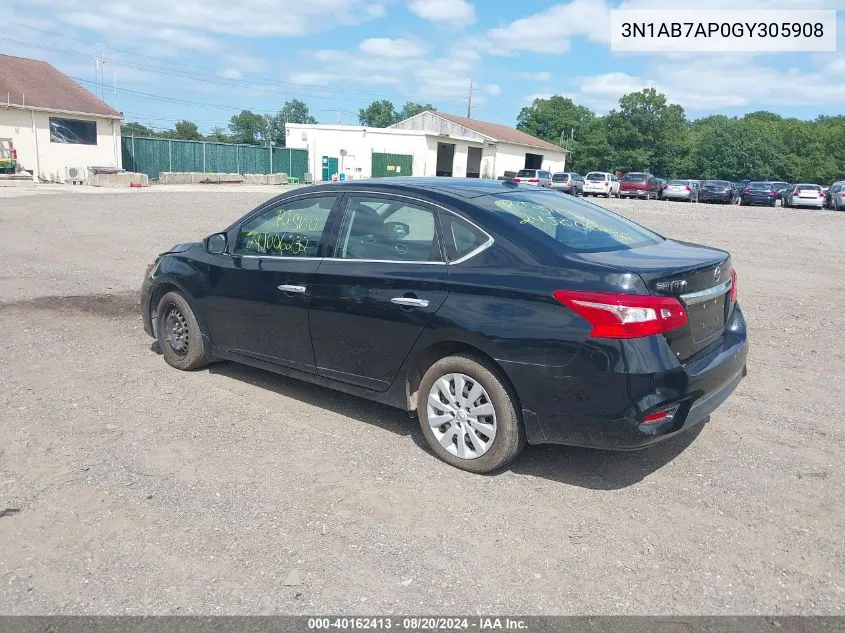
top-left (371, 152), bottom-right (413, 178)
top-left (122, 136), bottom-right (308, 180)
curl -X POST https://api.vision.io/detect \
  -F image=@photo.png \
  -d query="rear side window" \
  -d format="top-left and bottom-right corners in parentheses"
top-left (235, 195), bottom-right (336, 257)
top-left (439, 214), bottom-right (489, 262)
top-left (478, 191), bottom-right (662, 253)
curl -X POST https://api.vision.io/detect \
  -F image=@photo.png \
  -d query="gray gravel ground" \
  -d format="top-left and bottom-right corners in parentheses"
top-left (1, 186), bottom-right (843, 615)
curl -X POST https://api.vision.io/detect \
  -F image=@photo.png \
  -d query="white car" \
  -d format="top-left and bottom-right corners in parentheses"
top-left (783, 184), bottom-right (825, 209)
top-left (582, 172), bottom-right (620, 198)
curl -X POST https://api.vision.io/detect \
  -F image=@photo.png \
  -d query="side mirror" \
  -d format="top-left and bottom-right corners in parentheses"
top-left (206, 233), bottom-right (227, 254)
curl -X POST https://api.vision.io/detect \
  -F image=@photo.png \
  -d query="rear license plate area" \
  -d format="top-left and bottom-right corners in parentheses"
top-left (687, 294), bottom-right (728, 343)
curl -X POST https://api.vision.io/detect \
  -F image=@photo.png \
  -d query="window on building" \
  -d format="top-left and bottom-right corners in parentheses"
top-left (49, 118), bottom-right (97, 145)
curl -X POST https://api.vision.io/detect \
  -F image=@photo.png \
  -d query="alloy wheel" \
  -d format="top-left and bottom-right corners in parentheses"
top-left (427, 373), bottom-right (497, 460)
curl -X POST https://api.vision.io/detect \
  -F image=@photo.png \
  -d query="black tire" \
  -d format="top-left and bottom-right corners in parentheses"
top-left (155, 291), bottom-right (210, 371)
top-left (417, 354), bottom-right (525, 473)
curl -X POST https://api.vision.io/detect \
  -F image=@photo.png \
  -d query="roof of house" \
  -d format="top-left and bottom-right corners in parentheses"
top-left (0, 54), bottom-right (122, 119)
top-left (418, 111), bottom-right (564, 153)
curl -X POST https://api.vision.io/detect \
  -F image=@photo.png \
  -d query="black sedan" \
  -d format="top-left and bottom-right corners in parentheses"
top-left (698, 180), bottom-right (737, 204)
top-left (141, 179), bottom-right (748, 473)
top-left (740, 181), bottom-right (780, 206)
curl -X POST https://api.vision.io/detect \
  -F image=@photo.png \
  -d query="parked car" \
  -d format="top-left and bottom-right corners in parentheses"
top-left (739, 181), bottom-right (780, 207)
top-left (698, 180), bottom-right (738, 204)
top-left (512, 169), bottom-right (551, 187)
top-left (737, 179), bottom-right (751, 193)
top-left (825, 181), bottom-right (845, 209)
top-left (550, 172), bottom-right (583, 195)
top-left (782, 183), bottom-right (825, 209)
top-left (582, 171), bottom-right (620, 198)
top-left (619, 172), bottom-right (660, 199)
top-left (141, 178), bottom-right (748, 473)
top-left (661, 179), bottom-right (699, 202)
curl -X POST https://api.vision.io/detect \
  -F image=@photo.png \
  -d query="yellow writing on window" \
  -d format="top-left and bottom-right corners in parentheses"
top-left (275, 209), bottom-right (322, 232)
top-left (244, 231), bottom-right (310, 255)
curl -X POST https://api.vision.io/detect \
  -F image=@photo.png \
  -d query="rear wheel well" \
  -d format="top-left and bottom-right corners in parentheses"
top-left (405, 341), bottom-right (520, 415)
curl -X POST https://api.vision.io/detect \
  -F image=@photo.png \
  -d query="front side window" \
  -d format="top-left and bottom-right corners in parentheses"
top-left (336, 196), bottom-right (442, 262)
top-left (478, 190), bottom-right (663, 253)
top-left (234, 195), bottom-right (336, 257)
top-left (49, 118), bottom-right (97, 145)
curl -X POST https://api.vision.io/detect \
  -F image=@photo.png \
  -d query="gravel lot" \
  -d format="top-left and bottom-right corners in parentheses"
top-left (1, 185), bottom-right (843, 615)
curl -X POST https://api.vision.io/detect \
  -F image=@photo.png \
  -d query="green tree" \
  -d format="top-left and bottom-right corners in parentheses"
top-left (171, 120), bottom-right (203, 141)
top-left (228, 110), bottom-right (268, 144)
top-left (359, 99), bottom-right (399, 127)
top-left (398, 102), bottom-right (435, 120)
top-left (517, 96), bottom-right (594, 145)
top-left (207, 127), bottom-right (232, 143)
top-left (122, 121), bottom-right (155, 137)
top-left (279, 99), bottom-right (317, 124)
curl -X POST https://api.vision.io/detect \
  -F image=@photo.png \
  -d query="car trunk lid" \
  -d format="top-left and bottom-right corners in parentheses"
top-left (567, 239), bottom-right (732, 360)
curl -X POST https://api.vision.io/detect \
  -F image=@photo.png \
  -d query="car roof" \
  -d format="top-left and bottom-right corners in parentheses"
top-left (279, 177), bottom-right (534, 200)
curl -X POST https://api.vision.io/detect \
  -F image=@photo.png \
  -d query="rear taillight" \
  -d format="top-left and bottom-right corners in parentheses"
top-left (11, 150), bottom-right (17, 160)
top-left (512, 178), bottom-right (521, 182)
top-left (730, 269), bottom-right (737, 302)
top-left (552, 290), bottom-right (688, 339)
top-left (685, 186), bottom-right (691, 191)
top-left (604, 181), bottom-right (609, 186)
top-left (145, 263), bottom-right (154, 278)
top-left (743, 188), bottom-right (750, 195)
top-left (662, 185), bottom-right (668, 190)
top-left (818, 192), bottom-right (825, 198)
top-left (795, 189), bottom-right (801, 195)
top-left (839, 192), bottom-right (845, 197)
top-left (769, 190), bottom-right (777, 196)
top-left (527, 178), bottom-right (539, 183)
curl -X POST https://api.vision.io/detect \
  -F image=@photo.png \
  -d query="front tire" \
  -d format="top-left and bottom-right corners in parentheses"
top-left (417, 355), bottom-right (525, 473)
top-left (155, 291), bottom-right (210, 370)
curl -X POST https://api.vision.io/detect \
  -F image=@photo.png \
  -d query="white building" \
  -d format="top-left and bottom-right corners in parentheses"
top-left (285, 110), bottom-right (567, 182)
top-left (0, 54), bottom-right (122, 183)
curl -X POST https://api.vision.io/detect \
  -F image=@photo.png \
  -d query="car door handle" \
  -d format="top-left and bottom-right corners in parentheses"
top-left (277, 284), bottom-right (307, 294)
top-left (391, 297), bottom-right (429, 308)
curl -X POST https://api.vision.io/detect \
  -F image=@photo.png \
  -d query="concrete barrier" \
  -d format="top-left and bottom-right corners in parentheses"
top-left (156, 172), bottom-right (291, 185)
top-left (89, 172), bottom-right (149, 187)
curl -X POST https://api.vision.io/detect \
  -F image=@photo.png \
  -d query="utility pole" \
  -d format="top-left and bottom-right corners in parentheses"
top-left (466, 80), bottom-right (477, 119)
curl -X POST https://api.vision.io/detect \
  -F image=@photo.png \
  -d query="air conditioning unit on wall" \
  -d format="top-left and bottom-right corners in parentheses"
top-left (65, 166), bottom-right (87, 184)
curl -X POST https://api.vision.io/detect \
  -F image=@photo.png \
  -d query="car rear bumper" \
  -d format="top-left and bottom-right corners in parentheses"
top-left (663, 191), bottom-right (692, 200)
top-left (699, 192), bottom-right (732, 202)
top-left (791, 198), bottom-right (825, 207)
top-left (499, 303), bottom-right (748, 449)
top-left (550, 184), bottom-right (575, 192)
top-left (619, 189), bottom-right (649, 197)
top-left (584, 186), bottom-right (611, 194)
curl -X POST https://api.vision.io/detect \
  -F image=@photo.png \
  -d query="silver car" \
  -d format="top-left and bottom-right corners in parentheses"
top-left (825, 181), bottom-right (845, 210)
top-left (783, 183), bottom-right (825, 208)
top-left (550, 172), bottom-right (583, 195)
top-left (661, 179), bottom-right (699, 202)
top-left (513, 169), bottom-right (552, 187)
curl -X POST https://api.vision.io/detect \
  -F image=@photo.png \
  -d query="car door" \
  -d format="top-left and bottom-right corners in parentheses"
top-left (200, 193), bottom-right (340, 373)
top-left (308, 194), bottom-right (449, 391)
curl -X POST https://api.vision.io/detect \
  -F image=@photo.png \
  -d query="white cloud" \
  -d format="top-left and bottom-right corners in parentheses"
top-left (487, 0), bottom-right (611, 54)
top-left (359, 38), bottom-right (426, 58)
top-left (485, 84), bottom-right (501, 96)
top-left (407, 0), bottom-right (475, 26)
top-left (219, 69), bottom-right (242, 79)
top-left (520, 72), bottom-right (552, 82)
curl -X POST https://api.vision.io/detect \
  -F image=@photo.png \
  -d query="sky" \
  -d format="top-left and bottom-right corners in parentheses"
top-left (2, 0), bottom-right (845, 134)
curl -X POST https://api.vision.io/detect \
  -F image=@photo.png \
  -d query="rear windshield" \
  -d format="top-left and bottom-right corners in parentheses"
top-left (552, 173), bottom-right (571, 182)
top-left (516, 170), bottom-right (537, 177)
top-left (748, 182), bottom-right (770, 189)
top-left (705, 180), bottom-right (731, 187)
top-left (667, 180), bottom-right (689, 186)
top-left (477, 190), bottom-right (662, 253)
top-left (586, 172), bottom-right (607, 181)
top-left (795, 184), bottom-right (821, 190)
top-left (622, 173), bottom-right (647, 182)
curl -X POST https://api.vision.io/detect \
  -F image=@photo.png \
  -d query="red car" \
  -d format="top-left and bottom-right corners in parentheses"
top-left (619, 172), bottom-right (660, 200)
